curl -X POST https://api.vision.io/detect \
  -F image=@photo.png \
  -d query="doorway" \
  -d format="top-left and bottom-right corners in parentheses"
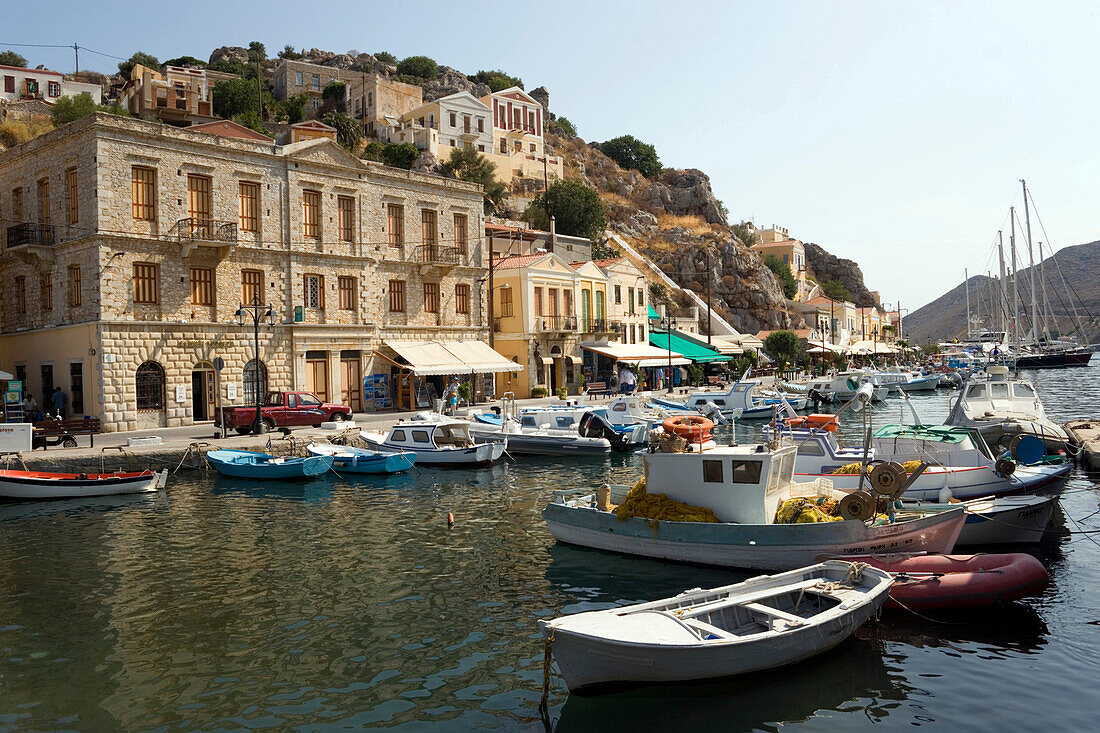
top-left (305, 351), bottom-right (329, 402)
top-left (191, 362), bottom-right (215, 421)
top-left (340, 351), bottom-right (362, 412)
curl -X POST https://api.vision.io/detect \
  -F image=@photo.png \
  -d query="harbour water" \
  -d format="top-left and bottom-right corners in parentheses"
top-left (2, 366), bottom-right (1099, 731)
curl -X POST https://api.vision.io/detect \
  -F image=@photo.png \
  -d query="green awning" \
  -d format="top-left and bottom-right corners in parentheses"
top-left (649, 330), bottom-right (732, 363)
top-left (647, 304), bottom-right (660, 320)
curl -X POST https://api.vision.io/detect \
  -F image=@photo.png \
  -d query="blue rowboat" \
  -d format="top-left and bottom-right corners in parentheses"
top-left (206, 449), bottom-right (333, 480)
top-left (306, 443), bottom-right (417, 474)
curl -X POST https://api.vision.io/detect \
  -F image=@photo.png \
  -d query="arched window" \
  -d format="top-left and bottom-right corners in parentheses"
top-left (243, 359), bottom-right (268, 405)
top-left (135, 361), bottom-right (165, 411)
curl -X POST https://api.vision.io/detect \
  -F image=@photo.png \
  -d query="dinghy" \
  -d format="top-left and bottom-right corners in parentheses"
top-left (861, 553), bottom-right (1049, 610)
top-left (306, 443), bottom-right (416, 474)
top-left (0, 468), bottom-right (166, 500)
top-left (539, 560), bottom-right (892, 693)
top-left (205, 449), bottom-right (333, 479)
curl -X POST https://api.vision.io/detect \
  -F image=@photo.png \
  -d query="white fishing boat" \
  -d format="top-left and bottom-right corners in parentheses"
top-left (360, 418), bottom-right (504, 466)
top-left (902, 494), bottom-right (1057, 546)
top-left (542, 435), bottom-right (966, 571)
top-left (678, 380), bottom-right (805, 420)
top-left (945, 365), bottom-right (1069, 451)
top-left (898, 372), bottom-right (941, 392)
top-left (517, 405), bottom-right (647, 447)
top-left (805, 371), bottom-right (889, 403)
top-left (538, 560), bottom-right (893, 693)
top-left (0, 468), bottom-right (167, 500)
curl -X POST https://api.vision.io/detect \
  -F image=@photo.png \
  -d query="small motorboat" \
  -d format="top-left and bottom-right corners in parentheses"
top-left (0, 468), bottom-right (167, 500)
top-left (360, 418), bottom-right (505, 466)
top-left (538, 560), bottom-right (893, 693)
top-left (205, 449), bottom-right (333, 479)
top-left (945, 365), bottom-right (1069, 452)
top-left (306, 443), bottom-right (416, 474)
top-left (861, 553), bottom-right (1049, 610)
top-left (902, 494), bottom-right (1057, 546)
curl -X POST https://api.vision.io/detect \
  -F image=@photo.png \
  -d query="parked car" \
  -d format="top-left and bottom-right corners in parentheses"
top-left (216, 391), bottom-right (352, 434)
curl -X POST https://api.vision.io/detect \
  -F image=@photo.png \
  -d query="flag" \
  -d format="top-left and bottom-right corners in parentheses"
top-left (265, 436), bottom-right (273, 454)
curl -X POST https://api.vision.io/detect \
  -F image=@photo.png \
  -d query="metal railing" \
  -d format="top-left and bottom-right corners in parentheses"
top-left (415, 244), bottom-right (460, 265)
top-left (6, 222), bottom-right (56, 249)
top-left (581, 318), bottom-right (612, 333)
top-left (538, 315), bottom-right (578, 332)
top-left (174, 218), bottom-right (238, 243)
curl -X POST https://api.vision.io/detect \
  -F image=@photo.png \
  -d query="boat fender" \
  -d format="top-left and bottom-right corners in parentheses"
top-left (447, 511), bottom-right (455, 529)
top-left (937, 486), bottom-right (954, 504)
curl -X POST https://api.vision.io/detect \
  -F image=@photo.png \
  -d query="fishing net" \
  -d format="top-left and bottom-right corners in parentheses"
top-left (830, 460), bottom-right (923, 475)
top-left (614, 478), bottom-right (720, 524)
top-left (774, 497), bottom-right (844, 524)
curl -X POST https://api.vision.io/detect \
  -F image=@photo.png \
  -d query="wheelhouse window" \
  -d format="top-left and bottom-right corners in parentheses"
top-left (703, 459), bottom-right (724, 483)
top-left (135, 361), bottom-right (166, 410)
top-left (411, 430), bottom-right (431, 443)
top-left (731, 460), bottom-right (762, 484)
top-left (131, 166), bottom-right (156, 221)
top-left (132, 263), bottom-right (159, 304)
top-left (391, 429), bottom-right (406, 442)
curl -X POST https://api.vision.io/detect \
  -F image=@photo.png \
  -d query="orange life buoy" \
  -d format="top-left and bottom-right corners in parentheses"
top-left (662, 415), bottom-right (714, 443)
top-left (784, 417), bottom-right (807, 428)
top-left (804, 414), bottom-right (839, 432)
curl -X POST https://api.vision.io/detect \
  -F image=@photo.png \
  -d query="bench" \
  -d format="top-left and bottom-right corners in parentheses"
top-left (33, 417), bottom-right (102, 449)
top-left (585, 381), bottom-right (611, 398)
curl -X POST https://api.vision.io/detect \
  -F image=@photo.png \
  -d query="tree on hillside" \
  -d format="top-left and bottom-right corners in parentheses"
top-left (469, 69), bottom-right (523, 91)
top-left (763, 255), bottom-right (798, 299)
top-left (763, 330), bottom-right (802, 371)
top-left (732, 222), bottom-right (756, 246)
top-left (820, 280), bottom-right (851, 302)
top-left (375, 51), bottom-right (397, 65)
top-left (599, 134), bottom-right (662, 178)
top-left (247, 41), bottom-right (267, 63)
top-left (0, 50), bottom-right (28, 67)
top-left (208, 57), bottom-right (259, 79)
top-left (380, 142), bottom-right (420, 170)
top-left (50, 93), bottom-right (129, 125)
top-left (118, 51), bottom-right (160, 78)
top-left (547, 117), bottom-right (576, 138)
top-left (524, 180), bottom-right (607, 242)
top-left (591, 238), bottom-right (618, 260)
top-left (280, 93), bottom-right (309, 124)
top-left (397, 55), bottom-right (438, 80)
top-left (361, 141), bottom-right (386, 162)
top-left (278, 45), bottom-right (303, 60)
top-left (441, 146), bottom-right (508, 214)
top-left (232, 110), bottom-right (270, 136)
top-left (322, 81), bottom-right (346, 113)
top-left (213, 77), bottom-right (259, 119)
top-left (163, 55), bottom-right (206, 68)
top-left (322, 110), bottom-right (362, 151)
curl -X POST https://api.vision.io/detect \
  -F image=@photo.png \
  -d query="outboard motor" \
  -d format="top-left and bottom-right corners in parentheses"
top-left (807, 388), bottom-right (825, 411)
top-left (700, 401), bottom-right (729, 425)
top-left (579, 411), bottom-right (634, 452)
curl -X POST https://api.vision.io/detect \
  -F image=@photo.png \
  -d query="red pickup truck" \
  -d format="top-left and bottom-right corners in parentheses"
top-left (217, 391), bottom-right (352, 434)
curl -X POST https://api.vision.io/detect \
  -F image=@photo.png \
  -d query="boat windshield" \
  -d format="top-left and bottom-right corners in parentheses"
top-left (1014, 383), bottom-right (1036, 398)
top-left (990, 383), bottom-right (1010, 401)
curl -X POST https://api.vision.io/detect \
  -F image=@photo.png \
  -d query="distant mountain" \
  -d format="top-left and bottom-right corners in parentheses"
top-left (903, 240), bottom-right (1100, 345)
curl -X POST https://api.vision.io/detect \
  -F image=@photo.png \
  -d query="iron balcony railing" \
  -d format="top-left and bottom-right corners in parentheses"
top-left (415, 244), bottom-right (461, 265)
top-left (175, 218), bottom-right (238, 243)
top-left (581, 318), bottom-right (612, 333)
top-left (6, 222), bottom-right (56, 249)
top-left (538, 315), bottom-right (578, 332)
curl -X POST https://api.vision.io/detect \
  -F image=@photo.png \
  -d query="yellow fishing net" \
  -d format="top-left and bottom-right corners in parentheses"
top-left (830, 460), bottom-right (924, 475)
top-left (614, 478), bottom-right (720, 524)
top-left (774, 497), bottom-right (845, 523)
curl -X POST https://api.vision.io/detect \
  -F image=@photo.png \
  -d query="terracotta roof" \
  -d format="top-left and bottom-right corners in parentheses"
top-left (188, 119), bottom-right (275, 142)
top-left (589, 257), bottom-right (624, 267)
top-left (756, 328), bottom-right (812, 340)
top-left (493, 254), bottom-right (547, 270)
top-left (804, 296), bottom-right (837, 306)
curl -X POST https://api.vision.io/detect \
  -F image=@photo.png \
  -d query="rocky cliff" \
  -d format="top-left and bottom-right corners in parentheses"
top-left (803, 243), bottom-right (876, 307)
top-left (552, 134), bottom-right (793, 333)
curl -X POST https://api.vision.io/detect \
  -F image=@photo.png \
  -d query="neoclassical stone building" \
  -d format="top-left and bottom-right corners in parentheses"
top-left (0, 114), bottom-right (507, 431)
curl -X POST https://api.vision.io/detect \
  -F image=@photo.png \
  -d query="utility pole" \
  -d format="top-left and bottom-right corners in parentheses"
top-left (1010, 207), bottom-right (1020, 348)
top-left (73, 43), bottom-right (79, 73)
top-left (705, 245), bottom-right (712, 346)
top-left (1022, 179), bottom-right (1038, 345)
top-left (997, 230), bottom-right (1007, 336)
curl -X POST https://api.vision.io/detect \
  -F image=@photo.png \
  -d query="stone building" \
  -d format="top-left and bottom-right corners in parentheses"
top-left (0, 113), bottom-right (515, 431)
top-left (120, 65), bottom-right (238, 126)
top-left (1, 64), bottom-right (102, 105)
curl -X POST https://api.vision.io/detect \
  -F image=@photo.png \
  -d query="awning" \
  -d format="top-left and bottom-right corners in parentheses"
top-left (0, 369), bottom-right (13, 381)
top-left (807, 342), bottom-right (848, 354)
top-left (581, 342), bottom-right (691, 367)
top-left (540, 357), bottom-right (553, 365)
top-left (440, 340), bottom-right (524, 373)
top-left (849, 340), bottom-right (897, 354)
top-left (381, 340), bottom-right (522, 376)
top-left (649, 330), bottom-right (732, 363)
top-left (647, 304), bottom-right (660, 320)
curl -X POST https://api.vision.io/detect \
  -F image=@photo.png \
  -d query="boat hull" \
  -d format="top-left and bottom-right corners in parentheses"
top-left (898, 375), bottom-right (940, 392)
top-left (799, 460), bottom-right (1070, 501)
top-left (206, 451), bottom-right (333, 479)
top-left (360, 435), bottom-right (504, 465)
top-left (542, 502), bottom-right (966, 572)
top-left (471, 430), bottom-right (611, 455)
top-left (903, 495), bottom-right (1056, 545)
top-left (0, 469), bottom-right (162, 500)
top-left (866, 553), bottom-right (1049, 610)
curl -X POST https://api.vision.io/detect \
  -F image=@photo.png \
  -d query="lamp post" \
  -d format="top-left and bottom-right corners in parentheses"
top-left (660, 313), bottom-right (678, 393)
top-left (235, 296), bottom-right (276, 435)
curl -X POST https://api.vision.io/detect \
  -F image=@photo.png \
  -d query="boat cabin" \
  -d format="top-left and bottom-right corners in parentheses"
top-left (761, 424), bottom-right (869, 474)
top-left (387, 420), bottom-right (475, 449)
top-left (956, 367), bottom-right (1043, 420)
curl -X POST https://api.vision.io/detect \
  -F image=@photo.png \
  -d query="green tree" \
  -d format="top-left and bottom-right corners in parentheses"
top-left (524, 180), bottom-right (607, 242)
top-left (732, 222), bottom-right (756, 246)
top-left (592, 238), bottom-right (618, 259)
top-left (247, 41), bottom-right (267, 63)
top-left (763, 330), bottom-right (802, 371)
top-left (920, 343), bottom-right (941, 356)
top-left (163, 55), bottom-right (206, 68)
top-left (212, 76), bottom-right (259, 119)
top-left (599, 134), bottom-right (662, 178)
top-left (469, 69), bottom-right (523, 91)
top-left (50, 93), bottom-right (128, 125)
top-left (547, 116), bottom-right (576, 138)
top-left (322, 110), bottom-right (362, 150)
top-left (397, 55), bottom-right (438, 80)
top-left (375, 51), bottom-right (397, 65)
top-left (820, 280), bottom-right (852, 302)
top-left (380, 142), bottom-right (420, 169)
top-left (763, 255), bottom-right (798, 299)
top-left (361, 141), bottom-right (386, 162)
top-left (322, 81), bottom-right (346, 112)
top-left (0, 50), bottom-right (27, 67)
top-left (281, 93), bottom-right (309, 124)
top-left (118, 51), bottom-right (160, 78)
top-left (441, 146), bottom-right (508, 214)
top-left (232, 110), bottom-right (271, 136)
top-left (278, 45), bottom-right (302, 60)
top-left (208, 57), bottom-right (259, 79)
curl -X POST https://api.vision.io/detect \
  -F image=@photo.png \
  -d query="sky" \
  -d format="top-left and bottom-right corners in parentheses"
top-left (5, 0), bottom-right (1099, 312)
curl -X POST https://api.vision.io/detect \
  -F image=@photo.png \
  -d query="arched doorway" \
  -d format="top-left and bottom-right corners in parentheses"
top-left (135, 360), bottom-right (166, 428)
top-left (243, 359), bottom-right (268, 406)
top-left (191, 360), bottom-right (215, 421)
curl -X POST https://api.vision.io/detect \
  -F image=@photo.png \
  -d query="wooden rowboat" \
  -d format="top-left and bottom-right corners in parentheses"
top-left (0, 468), bottom-right (166, 500)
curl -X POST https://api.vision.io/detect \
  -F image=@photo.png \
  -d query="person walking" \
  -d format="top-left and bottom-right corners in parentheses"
top-left (22, 393), bottom-right (39, 422)
top-left (51, 387), bottom-right (68, 419)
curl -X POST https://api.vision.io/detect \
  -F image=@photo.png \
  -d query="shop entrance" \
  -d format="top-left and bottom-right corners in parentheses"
top-left (191, 361), bottom-right (216, 421)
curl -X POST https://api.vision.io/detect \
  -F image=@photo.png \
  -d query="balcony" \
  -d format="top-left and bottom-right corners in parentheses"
top-left (173, 218), bottom-right (238, 258)
top-left (581, 318), bottom-right (615, 334)
top-left (537, 315), bottom-right (577, 332)
top-left (6, 222), bottom-right (56, 249)
top-left (415, 244), bottom-right (461, 265)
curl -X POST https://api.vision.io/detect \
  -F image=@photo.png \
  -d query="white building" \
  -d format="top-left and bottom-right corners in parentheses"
top-left (1, 64), bottom-right (102, 105)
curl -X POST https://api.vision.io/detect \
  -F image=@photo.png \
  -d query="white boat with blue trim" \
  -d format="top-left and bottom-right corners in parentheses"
top-left (360, 418), bottom-right (504, 466)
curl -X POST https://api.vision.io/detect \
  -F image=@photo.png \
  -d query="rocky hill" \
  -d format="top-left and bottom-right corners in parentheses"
top-left (902, 240), bottom-right (1100, 344)
top-left (803, 243), bottom-right (876, 307)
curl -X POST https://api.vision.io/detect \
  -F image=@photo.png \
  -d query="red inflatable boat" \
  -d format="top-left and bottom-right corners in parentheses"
top-left (861, 553), bottom-right (1049, 610)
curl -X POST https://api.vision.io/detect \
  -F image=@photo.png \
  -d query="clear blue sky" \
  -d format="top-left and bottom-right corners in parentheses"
top-left (5, 0), bottom-right (1098, 311)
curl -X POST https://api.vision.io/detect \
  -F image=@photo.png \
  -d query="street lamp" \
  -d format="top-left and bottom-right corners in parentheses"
top-left (660, 312), bottom-right (678, 393)
top-left (235, 296), bottom-right (276, 435)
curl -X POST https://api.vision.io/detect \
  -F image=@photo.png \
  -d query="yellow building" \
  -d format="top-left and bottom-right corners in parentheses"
top-left (121, 64), bottom-right (238, 126)
top-left (751, 238), bottom-right (812, 300)
top-left (289, 120), bottom-right (337, 143)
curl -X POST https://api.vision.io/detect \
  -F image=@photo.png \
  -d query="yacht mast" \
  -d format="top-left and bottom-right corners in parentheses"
top-left (964, 268), bottom-right (971, 340)
top-left (997, 230), bottom-right (1008, 336)
top-left (1010, 207), bottom-right (1020, 348)
top-left (1039, 242), bottom-right (1054, 344)
top-left (1022, 179), bottom-right (1038, 346)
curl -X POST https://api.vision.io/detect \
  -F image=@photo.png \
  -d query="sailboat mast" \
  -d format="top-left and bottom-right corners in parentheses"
top-left (1022, 179), bottom-right (1038, 345)
top-left (964, 268), bottom-right (971, 340)
top-left (1039, 242), bottom-right (1054, 344)
top-left (1010, 207), bottom-right (1020, 348)
top-left (997, 230), bottom-right (1008, 337)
